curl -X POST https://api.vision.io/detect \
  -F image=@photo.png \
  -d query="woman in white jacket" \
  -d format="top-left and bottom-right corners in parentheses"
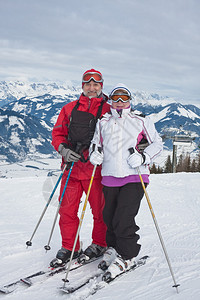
top-left (89, 84), bottom-right (163, 279)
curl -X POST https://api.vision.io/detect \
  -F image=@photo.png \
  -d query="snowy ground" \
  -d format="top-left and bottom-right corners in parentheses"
top-left (0, 159), bottom-right (200, 300)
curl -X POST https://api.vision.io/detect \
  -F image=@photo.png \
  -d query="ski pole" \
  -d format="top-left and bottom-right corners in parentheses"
top-left (44, 162), bottom-right (74, 251)
top-left (62, 164), bottom-right (97, 287)
top-left (137, 166), bottom-right (180, 293)
top-left (26, 163), bottom-right (68, 248)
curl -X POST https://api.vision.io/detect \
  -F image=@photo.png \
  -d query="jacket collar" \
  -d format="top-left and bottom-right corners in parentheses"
top-left (111, 106), bottom-right (131, 118)
top-left (79, 93), bottom-right (108, 104)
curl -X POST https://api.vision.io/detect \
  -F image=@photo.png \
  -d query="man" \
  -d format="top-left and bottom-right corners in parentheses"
top-left (50, 69), bottom-right (110, 267)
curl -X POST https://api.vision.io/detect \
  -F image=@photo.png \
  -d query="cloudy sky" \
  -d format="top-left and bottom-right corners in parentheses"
top-left (0, 0), bottom-right (200, 105)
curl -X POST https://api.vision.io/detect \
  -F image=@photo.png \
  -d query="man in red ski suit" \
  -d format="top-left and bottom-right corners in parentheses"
top-left (50, 69), bottom-right (110, 267)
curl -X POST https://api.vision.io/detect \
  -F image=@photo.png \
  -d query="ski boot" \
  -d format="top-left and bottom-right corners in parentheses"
top-left (50, 247), bottom-right (82, 268)
top-left (98, 247), bottom-right (117, 271)
top-left (77, 243), bottom-right (107, 264)
top-left (102, 255), bottom-right (135, 282)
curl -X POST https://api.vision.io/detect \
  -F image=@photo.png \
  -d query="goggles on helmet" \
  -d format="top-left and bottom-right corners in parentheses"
top-left (110, 93), bottom-right (131, 103)
top-left (82, 72), bottom-right (103, 83)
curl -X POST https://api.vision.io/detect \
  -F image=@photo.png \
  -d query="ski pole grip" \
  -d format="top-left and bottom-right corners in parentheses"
top-left (98, 146), bottom-right (102, 153)
top-left (128, 147), bottom-right (135, 155)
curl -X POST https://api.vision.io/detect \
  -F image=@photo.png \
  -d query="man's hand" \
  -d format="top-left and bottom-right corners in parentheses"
top-left (58, 144), bottom-right (81, 162)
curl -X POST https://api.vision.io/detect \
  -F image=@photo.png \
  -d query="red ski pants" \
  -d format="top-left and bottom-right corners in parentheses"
top-left (58, 175), bottom-right (107, 251)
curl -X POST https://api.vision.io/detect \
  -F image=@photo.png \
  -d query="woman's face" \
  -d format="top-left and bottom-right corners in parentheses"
top-left (112, 100), bottom-right (130, 110)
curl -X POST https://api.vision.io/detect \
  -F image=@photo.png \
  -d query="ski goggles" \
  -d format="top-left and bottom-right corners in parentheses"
top-left (110, 93), bottom-right (131, 103)
top-left (82, 72), bottom-right (103, 83)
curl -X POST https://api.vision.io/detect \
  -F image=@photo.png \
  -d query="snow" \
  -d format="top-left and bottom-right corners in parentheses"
top-left (9, 132), bottom-right (21, 145)
top-left (0, 116), bottom-right (6, 122)
top-left (177, 107), bottom-right (199, 120)
top-left (9, 116), bottom-right (24, 130)
top-left (0, 160), bottom-right (200, 300)
top-left (13, 103), bottom-right (27, 113)
top-left (132, 91), bottom-right (176, 107)
top-left (149, 107), bottom-right (169, 123)
top-left (0, 81), bottom-right (81, 103)
top-left (31, 138), bottom-right (43, 146)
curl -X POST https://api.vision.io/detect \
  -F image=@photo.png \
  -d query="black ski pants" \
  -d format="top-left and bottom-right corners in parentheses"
top-left (103, 182), bottom-right (145, 260)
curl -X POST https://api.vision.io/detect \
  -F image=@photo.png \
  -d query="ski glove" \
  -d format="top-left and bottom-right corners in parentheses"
top-left (58, 143), bottom-right (81, 163)
top-left (127, 147), bottom-right (151, 169)
top-left (90, 145), bottom-right (103, 166)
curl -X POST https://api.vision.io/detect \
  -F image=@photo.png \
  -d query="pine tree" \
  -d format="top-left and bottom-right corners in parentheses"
top-left (196, 153), bottom-right (200, 172)
top-left (191, 159), bottom-right (196, 172)
top-left (164, 155), bottom-right (172, 173)
top-left (176, 154), bottom-right (183, 172)
top-left (150, 163), bottom-right (157, 174)
top-left (157, 166), bottom-right (163, 173)
top-left (184, 154), bottom-right (191, 172)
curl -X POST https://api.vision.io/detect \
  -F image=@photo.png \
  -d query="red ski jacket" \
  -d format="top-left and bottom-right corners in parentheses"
top-left (52, 93), bottom-right (110, 180)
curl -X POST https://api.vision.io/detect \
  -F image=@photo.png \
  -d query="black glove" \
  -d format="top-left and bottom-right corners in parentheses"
top-left (58, 143), bottom-right (81, 163)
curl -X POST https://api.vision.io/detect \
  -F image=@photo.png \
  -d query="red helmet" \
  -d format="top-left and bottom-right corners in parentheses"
top-left (82, 69), bottom-right (103, 88)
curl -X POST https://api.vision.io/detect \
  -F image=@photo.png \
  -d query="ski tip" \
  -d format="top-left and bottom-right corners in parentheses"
top-left (135, 255), bottom-right (149, 263)
top-left (135, 255), bottom-right (149, 266)
top-left (0, 287), bottom-right (14, 294)
top-left (141, 255), bottom-right (149, 260)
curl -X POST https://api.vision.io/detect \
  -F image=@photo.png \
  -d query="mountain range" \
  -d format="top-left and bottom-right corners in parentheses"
top-left (0, 81), bottom-right (199, 163)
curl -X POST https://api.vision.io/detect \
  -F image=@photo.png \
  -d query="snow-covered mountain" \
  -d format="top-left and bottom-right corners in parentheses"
top-left (0, 81), bottom-right (199, 163)
top-left (4, 93), bottom-right (76, 125)
top-left (134, 101), bottom-right (200, 145)
top-left (0, 81), bottom-right (79, 163)
top-left (0, 107), bottom-right (56, 163)
top-left (0, 80), bottom-right (81, 107)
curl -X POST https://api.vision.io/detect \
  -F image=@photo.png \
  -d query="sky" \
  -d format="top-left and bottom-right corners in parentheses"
top-left (0, 0), bottom-right (200, 105)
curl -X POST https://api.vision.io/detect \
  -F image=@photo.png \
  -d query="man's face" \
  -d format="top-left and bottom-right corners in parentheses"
top-left (83, 80), bottom-right (102, 99)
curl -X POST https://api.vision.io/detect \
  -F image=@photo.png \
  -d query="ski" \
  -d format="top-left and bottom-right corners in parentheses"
top-left (60, 269), bottom-right (103, 294)
top-left (0, 256), bottom-right (101, 294)
top-left (60, 255), bottom-right (149, 294)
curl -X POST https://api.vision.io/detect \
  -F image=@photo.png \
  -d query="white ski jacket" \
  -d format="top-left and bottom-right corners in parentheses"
top-left (89, 107), bottom-right (163, 177)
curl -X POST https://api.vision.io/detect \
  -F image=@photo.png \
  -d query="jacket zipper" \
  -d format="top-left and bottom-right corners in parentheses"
top-left (88, 99), bottom-right (91, 110)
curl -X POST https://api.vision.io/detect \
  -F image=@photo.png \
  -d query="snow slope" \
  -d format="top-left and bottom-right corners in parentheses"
top-left (0, 160), bottom-right (200, 300)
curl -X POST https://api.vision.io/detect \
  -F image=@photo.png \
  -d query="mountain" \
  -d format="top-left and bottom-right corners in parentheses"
top-left (0, 107), bottom-right (56, 163)
top-left (0, 81), bottom-right (81, 163)
top-left (0, 81), bottom-right (199, 163)
top-left (5, 93), bottom-right (75, 125)
top-left (134, 100), bottom-right (200, 143)
top-left (0, 80), bottom-right (81, 107)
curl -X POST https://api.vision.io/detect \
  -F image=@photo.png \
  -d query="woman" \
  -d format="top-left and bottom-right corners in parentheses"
top-left (89, 84), bottom-right (163, 279)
